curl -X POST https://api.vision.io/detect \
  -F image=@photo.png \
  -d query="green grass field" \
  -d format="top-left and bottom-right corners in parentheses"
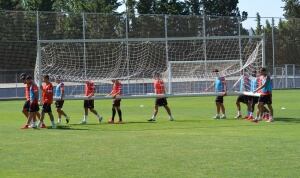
top-left (0, 90), bottom-right (300, 178)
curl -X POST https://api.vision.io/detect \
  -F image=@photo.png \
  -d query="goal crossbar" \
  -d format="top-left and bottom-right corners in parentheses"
top-left (38, 35), bottom-right (263, 43)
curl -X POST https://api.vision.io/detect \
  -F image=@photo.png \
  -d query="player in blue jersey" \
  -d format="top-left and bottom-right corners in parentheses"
top-left (54, 77), bottom-right (70, 124)
top-left (234, 71), bottom-right (250, 119)
top-left (213, 69), bottom-right (227, 119)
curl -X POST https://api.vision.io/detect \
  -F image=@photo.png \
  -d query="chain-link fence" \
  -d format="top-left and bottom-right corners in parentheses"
top-left (0, 11), bottom-right (299, 98)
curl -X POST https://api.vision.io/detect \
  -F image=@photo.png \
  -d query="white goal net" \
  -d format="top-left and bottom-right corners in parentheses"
top-left (35, 35), bottom-right (264, 98)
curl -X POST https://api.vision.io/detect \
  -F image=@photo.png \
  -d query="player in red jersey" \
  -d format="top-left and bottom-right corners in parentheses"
top-left (108, 79), bottom-right (123, 124)
top-left (80, 80), bottom-right (103, 124)
top-left (21, 75), bottom-right (39, 129)
top-left (20, 73), bottom-right (41, 121)
top-left (38, 75), bottom-right (56, 128)
top-left (253, 68), bottom-right (274, 123)
top-left (148, 72), bottom-right (174, 122)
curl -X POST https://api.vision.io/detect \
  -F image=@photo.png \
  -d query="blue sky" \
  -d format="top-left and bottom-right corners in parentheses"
top-left (239, 0), bottom-right (284, 18)
top-left (239, 0), bottom-right (285, 28)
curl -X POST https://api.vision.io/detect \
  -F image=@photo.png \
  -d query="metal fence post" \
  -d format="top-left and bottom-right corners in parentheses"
top-left (262, 33), bottom-right (266, 67)
top-left (82, 12), bottom-right (87, 79)
top-left (165, 15), bottom-right (172, 94)
top-left (125, 13), bottom-right (130, 95)
top-left (203, 13), bottom-right (207, 74)
top-left (271, 18), bottom-right (276, 76)
top-left (36, 11), bottom-right (42, 100)
top-left (238, 17), bottom-right (243, 70)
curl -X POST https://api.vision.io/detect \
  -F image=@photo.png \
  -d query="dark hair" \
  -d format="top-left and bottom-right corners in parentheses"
top-left (260, 67), bottom-right (267, 72)
top-left (44, 75), bottom-right (50, 80)
top-left (19, 73), bottom-right (27, 80)
top-left (213, 69), bottom-right (219, 73)
top-left (153, 72), bottom-right (160, 77)
top-left (26, 75), bottom-right (32, 80)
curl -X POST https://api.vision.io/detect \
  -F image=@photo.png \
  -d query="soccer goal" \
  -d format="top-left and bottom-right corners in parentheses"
top-left (32, 12), bottom-right (265, 99)
top-left (35, 34), bottom-right (264, 99)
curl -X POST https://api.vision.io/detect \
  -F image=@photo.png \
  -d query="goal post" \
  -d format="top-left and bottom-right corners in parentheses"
top-left (34, 34), bottom-right (264, 99)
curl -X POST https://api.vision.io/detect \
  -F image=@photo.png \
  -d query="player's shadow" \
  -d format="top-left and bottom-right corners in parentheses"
top-left (69, 123), bottom-right (101, 126)
top-left (275, 117), bottom-right (300, 123)
top-left (51, 125), bottom-right (89, 130)
top-left (123, 121), bottom-right (156, 124)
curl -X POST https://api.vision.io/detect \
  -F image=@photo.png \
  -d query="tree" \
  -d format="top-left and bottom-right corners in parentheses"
top-left (202, 0), bottom-right (247, 18)
top-left (0, 0), bottom-right (23, 10)
top-left (136, 0), bottom-right (156, 14)
top-left (186, 0), bottom-right (201, 15)
top-left (22, 0), bottom-right (54, 11)
top-left (282, 0), bottom-right (300, 18)
top-left (255, 12), bottom-right (262, 35)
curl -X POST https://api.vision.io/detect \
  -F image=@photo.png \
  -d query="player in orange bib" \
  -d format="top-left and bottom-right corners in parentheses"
top-left (108, 79), bottom-right (123, 124)
top-left (253, 67), bottom-right (274, 123)
top-left (20, 73), bottom-right (41, 122)
top-left (38, 75), bottom-right (56, 128)
top-left (21, 75), bottom-right (39, 129)
top-left (80, 80), bottom-right (103, 124)
top-left (148, 72), bottom-right (174, 122)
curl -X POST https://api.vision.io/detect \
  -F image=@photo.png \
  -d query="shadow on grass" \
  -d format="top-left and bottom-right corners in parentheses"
top-left (274, 117), bottom-right (300, 123)
top-left (48, 125), bottom-right (89, 131)
top-left (122, 121), bottom-right (156, 124)
top-left (69, 123), bottom-right (101, 126)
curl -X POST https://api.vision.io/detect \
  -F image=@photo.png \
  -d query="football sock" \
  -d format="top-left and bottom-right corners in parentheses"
top-left (117, 109), bottom-right (122, 121)
top-left (51, 120), bottom-right (55, 127)
top-left (112, 108), bottom-right (116, 120)
top-left (83, 115), bottom-right (87, 122)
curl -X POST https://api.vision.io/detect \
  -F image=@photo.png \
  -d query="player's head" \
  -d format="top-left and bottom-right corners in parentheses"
top-left (153, 72), bottom-right (161, 79)
top-left (259, 67), bottom-right (267, 76)
top-left (252, 70), bottom-right (257, 77)
top-left (55, 76), bottom-right (61, 84)
top-left (112, 79), bottom-right (119, 84)
top-left (25, 75), bottom-right (33, 84)
top-left (43, 75), bottom-right (50, 83)
top-left (19, 73), bottom-right (27, 84)
top-left (213, 69), bottom-right (220, 76)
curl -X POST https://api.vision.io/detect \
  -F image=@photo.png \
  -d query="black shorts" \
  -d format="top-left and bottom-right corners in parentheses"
top-left (237, 95), bottom-right (249, 104)
top-left (23, 100), bottom-right (30, 112)
top-left (259, 95), bottom-right (272, 105)
top-left (55, 100), bottom-right (65, 109)
top-left (84, 100), bottom-right (94, 109)
top-left (155, 98), bottom-right (168, 107)
top-left (215, 96), bottom-right (224, 103)
top-left (249, 96), bottom-right (259, 104)
top-left (29, 102), bottom-right (39, 113)
top-left (113, 99), bottom-right (121, 107)
top-left (42, 103), bottom-right (52, 113)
